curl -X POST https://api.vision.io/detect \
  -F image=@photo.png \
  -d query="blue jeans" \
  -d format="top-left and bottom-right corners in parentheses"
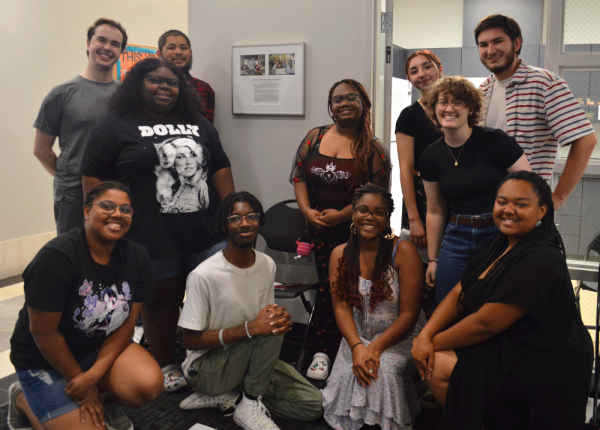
top-left (433, 215), bottom-right (499, 307)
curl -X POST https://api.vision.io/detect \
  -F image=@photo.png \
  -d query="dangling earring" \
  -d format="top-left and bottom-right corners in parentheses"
top-left (350, 223), bottom-right (357, 235)
top-left (536, 219), bottom-right (541, 227)
top-left (383, 226), bottom-right (394, 240)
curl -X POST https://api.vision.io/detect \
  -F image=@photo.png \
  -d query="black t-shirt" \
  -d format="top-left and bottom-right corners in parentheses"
top-left (395, 101), bottom-right (442, 171)
top-left (420, 126), bottom-right (523, 215)
top-left (80, 111), bottom-right (231, 259)
top-left (10, 228), bottom-right (152, 370)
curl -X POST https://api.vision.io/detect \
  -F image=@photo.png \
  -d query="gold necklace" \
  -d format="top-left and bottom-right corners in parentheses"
top-left (223, 248), bottom-right (254, 269)
top-left (446, 141), bottom-right (466, 166)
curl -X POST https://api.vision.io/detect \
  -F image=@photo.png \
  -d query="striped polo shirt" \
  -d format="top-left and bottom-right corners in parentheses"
top-left (480, 60), bottom-right (594, 181)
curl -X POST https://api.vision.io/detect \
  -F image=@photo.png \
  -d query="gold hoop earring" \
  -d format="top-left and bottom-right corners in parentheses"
top-left (350, 223), bottom-right (357, 235)
top-left (383, 226), bottom-right (394, 240)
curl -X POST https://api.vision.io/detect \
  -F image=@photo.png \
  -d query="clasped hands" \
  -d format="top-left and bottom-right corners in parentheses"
top-left (352, 343), bottom-right (381, 388)
top-left (247, 304), bottom-right (292, 336)
top-left (305, 208), bottom-right (344, 229)
top-left (65, 369), bottom-right (106, 427)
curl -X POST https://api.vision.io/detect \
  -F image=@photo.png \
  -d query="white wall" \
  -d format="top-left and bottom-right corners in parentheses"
top-left (0, 0), bottom-right (186, 277)
top-left (393, 0), bottom-right (464, 48)
top-left (188, 0), bottom-right (374, 218)
top-left (0, 0), bottom-right (187, 243)
top-left (187, 0), bottom-right (374, 289)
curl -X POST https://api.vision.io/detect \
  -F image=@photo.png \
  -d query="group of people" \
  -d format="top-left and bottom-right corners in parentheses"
top-left (7, 12), bottom-right (596, 430)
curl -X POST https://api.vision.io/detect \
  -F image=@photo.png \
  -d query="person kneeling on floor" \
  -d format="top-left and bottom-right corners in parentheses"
top-left (178, 191), bottom-right (323, 430)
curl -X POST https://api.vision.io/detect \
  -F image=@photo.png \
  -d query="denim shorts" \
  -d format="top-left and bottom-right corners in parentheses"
top-left (150, 239), bottom-right (227, 281)
top-left (16, 350), bottom-right (98, 423)
top-left (433, 214), bottom-right (499, 307)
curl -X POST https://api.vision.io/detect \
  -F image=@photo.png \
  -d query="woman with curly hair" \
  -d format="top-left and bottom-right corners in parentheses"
top-left (290, 79), bottom-right (391, 380)
top-left (81, 57), bottom-right (234, 393)
top-left (322, 183), bottom-right (426, 430)
top-left (420, 76), bottom-right (530, 306)
top-left (411, 171), bottom-right (593, 429)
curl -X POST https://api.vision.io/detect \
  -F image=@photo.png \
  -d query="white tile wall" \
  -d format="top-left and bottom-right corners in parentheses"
top-left (0, 232), bottom-right (56, 279)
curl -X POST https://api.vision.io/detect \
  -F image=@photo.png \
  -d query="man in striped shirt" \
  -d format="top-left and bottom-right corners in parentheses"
top-left (476, 14), bottom-right (596, 209)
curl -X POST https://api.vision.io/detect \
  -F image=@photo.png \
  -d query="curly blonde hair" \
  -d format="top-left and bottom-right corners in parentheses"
top-left (422, 76), bottom-right (483, 130)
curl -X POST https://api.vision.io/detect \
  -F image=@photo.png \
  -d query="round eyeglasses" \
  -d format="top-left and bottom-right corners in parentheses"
top-left (145, 74), bottom-right (180, 87)
top-left (435, 99), bottom-right (466, 109)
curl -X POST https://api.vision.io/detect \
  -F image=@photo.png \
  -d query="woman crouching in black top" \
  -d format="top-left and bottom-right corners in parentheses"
top-left (8, 181), bottom-right (162, 430)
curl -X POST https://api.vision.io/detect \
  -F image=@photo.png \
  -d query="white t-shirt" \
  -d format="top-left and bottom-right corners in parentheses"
top-left (178, 250), bottom-right (276, 375)
top-left (485, 76), bottom-right (511, 131)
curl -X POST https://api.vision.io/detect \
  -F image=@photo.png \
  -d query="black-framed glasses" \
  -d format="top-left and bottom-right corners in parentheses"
top-left (331, 93), bottom-right (360, 104)
top-left (145, 74), bottom-right (180, 87)
top-left (90, 201), bottom-right (134, 217)
top-left (227, 212), bottom-right (260, 226)
top-left (436, 99), bottom-right (466, 109)
top-left (354, 206), bottom-right (389, 220)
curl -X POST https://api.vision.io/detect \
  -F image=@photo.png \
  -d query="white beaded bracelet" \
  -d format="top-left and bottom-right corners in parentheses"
top-left (245, 321), bottom-right (252, 338)
top-left (219, 329), bottom-right (226, 347)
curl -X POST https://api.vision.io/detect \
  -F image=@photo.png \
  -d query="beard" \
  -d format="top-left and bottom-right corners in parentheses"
top-left (181, 56), bottom-right (193, 75)
top-left (481, 47), bottom-right (517, 76)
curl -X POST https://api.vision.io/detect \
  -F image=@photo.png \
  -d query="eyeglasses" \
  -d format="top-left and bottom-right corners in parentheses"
top-left (331, 93), bottom-right (360, 104)
top-left (90, 201), bottom-right (134, 217)
top-left (227, 212), bottom-right (260, 226)
top-left (354, 206), bottom-right (389, 220)
top-left (145, 74), bottom-right (180, 87)
top-left (436, 99), bottom-right (466, 109)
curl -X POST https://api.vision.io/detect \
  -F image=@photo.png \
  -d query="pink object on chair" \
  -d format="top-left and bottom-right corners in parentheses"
top-left (295, 240), bottom-right (314, 257)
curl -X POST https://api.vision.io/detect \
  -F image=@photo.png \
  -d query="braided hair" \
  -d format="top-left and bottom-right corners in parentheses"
top-left (458, 171), bottom-right (564, 313)
top-left (332, 183), bottom-right (396, 313)
top-left (217, 191), bottom-right (265, 234)
top-left (327, 79), bottom-right (374, 180)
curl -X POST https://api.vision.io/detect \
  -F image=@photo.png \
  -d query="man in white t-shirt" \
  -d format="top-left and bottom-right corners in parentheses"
top-left (476, 14), bottom-right (596, 209)
top-left (178, 191), bottom-right (323, 430)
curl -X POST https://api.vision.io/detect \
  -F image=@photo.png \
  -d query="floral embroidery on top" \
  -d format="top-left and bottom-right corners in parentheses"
top-left (310, 162), bottom-right (351, 185)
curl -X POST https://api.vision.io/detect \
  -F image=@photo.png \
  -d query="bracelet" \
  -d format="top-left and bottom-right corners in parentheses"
top-left (219, 329), bottom-right (226, 347)
top-left (350, 341), bottom-right (363, 351)
top-left (245, 321), bottom-right (252, 338)
top-left (428, 259), bottom-right (439, 263)
top-left (304, 207), bottom-right (310, 217)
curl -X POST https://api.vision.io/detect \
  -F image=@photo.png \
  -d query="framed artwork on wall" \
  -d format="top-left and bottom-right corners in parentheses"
top-left (232, 43), bottom-right (305, 115)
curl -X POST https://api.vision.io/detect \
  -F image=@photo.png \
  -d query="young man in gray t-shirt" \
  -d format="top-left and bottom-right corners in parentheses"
top-left (33, 18), bottom-right (127, 234)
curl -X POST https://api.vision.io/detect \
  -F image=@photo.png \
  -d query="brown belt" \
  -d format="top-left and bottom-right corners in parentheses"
top-left (450, 214), bottom-right (495, 228)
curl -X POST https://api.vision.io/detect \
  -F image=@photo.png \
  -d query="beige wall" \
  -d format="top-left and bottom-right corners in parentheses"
top-left (0, 0), bottom-right (186, 277)
top-left (0, 0), bottom-right (187, 244)
top-left (393, 0), bottom-right (463, 48)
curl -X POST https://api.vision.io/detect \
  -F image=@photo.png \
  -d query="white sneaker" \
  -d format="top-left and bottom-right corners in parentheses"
top-left (306, 353), bottom-right (330, 380)
top-left (162, 364), bottom-right (188, 392)
top-left (179, 390), bottom-right (239, 410)
top-left (233, 394), bottom-right (280, 430)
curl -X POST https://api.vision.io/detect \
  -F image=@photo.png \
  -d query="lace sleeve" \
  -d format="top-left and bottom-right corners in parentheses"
top-left (369, 138), bottom-right (392, 189)
top-left (289, 126), bottom-right (327, 184)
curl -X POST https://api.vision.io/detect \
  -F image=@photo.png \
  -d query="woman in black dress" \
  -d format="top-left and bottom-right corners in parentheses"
top-left (411, 171), bottom-right (593, 430)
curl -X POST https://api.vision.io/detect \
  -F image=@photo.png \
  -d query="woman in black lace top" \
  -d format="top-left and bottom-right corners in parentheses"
top-left (290, 78), bottom-right (391, 380)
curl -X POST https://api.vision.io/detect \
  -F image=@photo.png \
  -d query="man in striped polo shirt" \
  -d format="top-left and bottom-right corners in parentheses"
top-left (476, 14), bottom-right (596, 209)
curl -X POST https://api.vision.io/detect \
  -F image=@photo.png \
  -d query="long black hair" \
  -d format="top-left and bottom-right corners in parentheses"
top-left (458, 171), bottom-right (564, 312)
top-left (109, 57), bottom-right (203, 122)
top-left (332, 183), bottom-right (396, 313)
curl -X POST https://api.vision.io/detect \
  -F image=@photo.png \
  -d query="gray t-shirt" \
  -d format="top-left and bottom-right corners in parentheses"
top-left (33, 75), bottom-right (119, 198)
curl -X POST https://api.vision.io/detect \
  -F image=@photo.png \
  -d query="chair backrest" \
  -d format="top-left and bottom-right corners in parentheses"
top-left (260, 200), bottom-right (305, 254)
top-left (586, 231), bottom-right (600, 260)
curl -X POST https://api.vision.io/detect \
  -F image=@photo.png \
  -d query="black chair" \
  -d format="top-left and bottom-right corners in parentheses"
top-left (259, 199), bottom-right (320, 372)
top-left (582, 232), bottom-right (600, 294)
